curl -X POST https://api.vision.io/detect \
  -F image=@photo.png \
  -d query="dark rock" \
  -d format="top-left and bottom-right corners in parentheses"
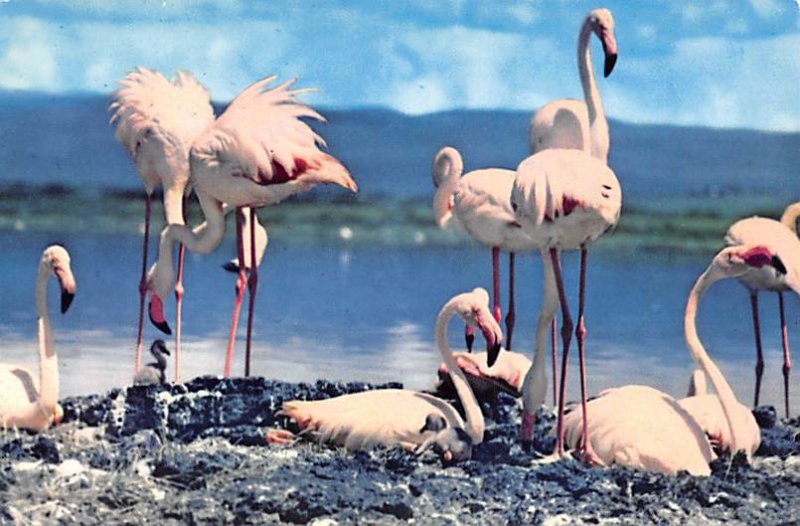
top-left (753, 405), bottom-right (777, 429)
top-left (376, 500), bottom-right (413, 520)
top-left (31, 436), bottom-right (59, 464)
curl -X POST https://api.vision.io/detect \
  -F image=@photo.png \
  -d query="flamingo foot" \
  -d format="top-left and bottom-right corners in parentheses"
top-left (265, 428), bottom-right (296, 446)
top-left (148, 296), bottom-right (172, 335)
top-left (576, 441), bottom-right (605, 467)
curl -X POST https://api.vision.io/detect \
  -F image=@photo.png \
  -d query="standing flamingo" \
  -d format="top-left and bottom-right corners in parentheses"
top-left (110, 67), bottom-right (214, 378)
top-left (529, 8), bottom-right (617, 163)
top-left (272, 288), bottom-right (502, 463)
top-left (146, 75), bottom-right (358, 377)
top-left (724, 202), bottom-right (800, 416)
top-left (510, 148), bottom-right (622, 460)
top-left (560, 246), bottom-right (769, 475)
top-left (0, 245), bottom-right (76, 432)
top-left (432, 146), bottom-right (537, 352)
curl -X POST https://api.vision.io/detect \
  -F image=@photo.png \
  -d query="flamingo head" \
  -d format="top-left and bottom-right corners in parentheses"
top-left (146, 263), bottom-right (172, 335)
top-left (52, 403), bottom-right (64, 426)
top-left (588, 8), bottom-right (617, 77)
top-left (714, 245), bottom-right (800, 295)
top-left (457, 288), bottom-right (504, 367)
top-left (42, 245), bottom-right (76, 313)
top-left (433, 427), bottom-right (474, 465)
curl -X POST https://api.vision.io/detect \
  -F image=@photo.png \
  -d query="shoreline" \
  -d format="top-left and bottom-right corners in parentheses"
top-left (2, 376), bottom-right (799, 525)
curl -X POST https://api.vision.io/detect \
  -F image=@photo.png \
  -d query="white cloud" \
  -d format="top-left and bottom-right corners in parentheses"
top-left (0, 17), bottom-right (57, 90)
top-left (748, 0), bottom-right (783, 18)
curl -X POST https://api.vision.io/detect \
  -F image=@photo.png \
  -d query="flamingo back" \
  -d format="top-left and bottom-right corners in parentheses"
top-left (190, 76), bottom-right (356, 207)
top-left (562, 385), bottom-right (714, 476)
top-left (280, 389), bottom-right (465, 452)
top-left (0, 364), bottom-right (51, 431)
top-left (678, 394), bottom-right (760, 456)
top-left (530, 99), bottom-right (589, 154)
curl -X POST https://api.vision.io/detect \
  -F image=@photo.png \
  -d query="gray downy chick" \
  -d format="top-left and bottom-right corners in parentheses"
top-left (133, 339), bottom-right (170, 386)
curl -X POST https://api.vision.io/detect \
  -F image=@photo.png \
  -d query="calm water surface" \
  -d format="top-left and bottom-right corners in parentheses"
top-left (1, 230), bottom-right (798, 413)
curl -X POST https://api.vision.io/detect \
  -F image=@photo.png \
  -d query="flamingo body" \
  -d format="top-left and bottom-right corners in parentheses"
top-left (439, 350), bottom-right (531, 396)
top-left (678, 394), bottom-right (760, 456)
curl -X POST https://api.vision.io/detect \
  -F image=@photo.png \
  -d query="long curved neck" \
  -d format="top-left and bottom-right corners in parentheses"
top-left (578, 21), bottom-right (609, 163)
top-left (35, 264), bottom-right (58, 416)
top-left (522, 249), bottom-right (558, 416)
top-left (684, 269), bottom-right (742, 454)
top-left (162, 182), bottom-right (187, 226)
top-left (435, 303), bottom-right (484, 443)
top-left (151, 189), bottom-right (226, 299)
top-left (432, 149), bottom-right (463, 229)
top-left (780, 203), bottom-right (800, 235)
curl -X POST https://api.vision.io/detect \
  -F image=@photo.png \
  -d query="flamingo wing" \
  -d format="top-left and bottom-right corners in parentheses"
top-left (678, 394), bottom-right (760, 455)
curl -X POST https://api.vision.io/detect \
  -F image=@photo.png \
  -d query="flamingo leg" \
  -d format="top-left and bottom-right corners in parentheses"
top-left (173, 193), bottom-right (189, 384)
top-left (224, 208), bottom-right (247, 378)
top-left (575, 244), bottom-right (599, 464)
top-left (550, 248), bottom-right (573, 458)
top-left (505, 252), bottom-right (516, 350)
top-left (778, 292), bottom-right (791, 418)
top-left (244, 207), bottom-right (259, 377)
top-left (551, 318), bottom-right (558, 407)
top-left (750, 292), bottom-right (764, 407)
top-left (492, 247), bottom-right (501, 323)
top-left (135, 194), bottom-right (152, 373)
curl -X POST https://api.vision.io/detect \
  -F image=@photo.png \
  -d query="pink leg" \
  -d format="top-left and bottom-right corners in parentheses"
top-left (244, 208), bottom-right (259, 377)
top-left (492, 247), bottom-right (501, 323)
top-left (551, 318), bottom-right (558, 407)
top-left (750, 292), bottom-right (764, 406)
top-left (135, 194), bottom-right (152, 373)
top-left (550, 248), bottom-right (573, 458)
top-left (779, 292), bottom-right (791, 418)
top-left (173, 194), bottom-right (189, 383)
top-left (505, 252), bottom-right (516, 350)
top-left (224, 208), bottom-right (247, 378)
top-left (575, 245), bottom-right (599, 463)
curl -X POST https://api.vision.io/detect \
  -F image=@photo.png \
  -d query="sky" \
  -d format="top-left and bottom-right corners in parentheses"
top-left (0, 0), bottom-right (798, 131)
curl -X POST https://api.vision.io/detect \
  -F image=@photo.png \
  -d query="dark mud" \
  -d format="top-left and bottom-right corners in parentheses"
top-left (1, 377), bottom-right (799, 525)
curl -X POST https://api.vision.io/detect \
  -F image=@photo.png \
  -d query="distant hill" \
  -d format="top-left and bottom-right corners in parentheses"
top-left (0, 91), bottom-right (797, 201)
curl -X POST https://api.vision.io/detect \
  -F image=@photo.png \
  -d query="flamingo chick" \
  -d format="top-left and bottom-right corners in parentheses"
top-left (511, 148), bottom-right (621, 458)
top-left (110, 67), bottom-right (215, 377)
top-left (146, 75), bottom-right (358, 378)
top-left (0, 246), bottom-right (76, 432)
top-left (530, 8), bottom-right (618, 163)
top-left (133, 339), bottom-right (171, 386)
top-left (561, 245), bottom-right (772, 475)
top-left (725, 202), bottom-right (800, 416)
top-left (433, 146), bottom-right (537, 352)
top-left (273, 288), bottom-right (503, 464)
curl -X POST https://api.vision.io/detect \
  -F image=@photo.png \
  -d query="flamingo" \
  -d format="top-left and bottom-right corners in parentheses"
top-left (110, 67), bottom-right (215, 379)
top-left (724, 202), bottom-right (800, 416)
top-left (679, 369), bottom-right (760, 456)
top-left (561, 245), bottom-right (771, 475)
top-left (432, 146), bottom-right (538, 352)
top-left (272, 288), bottom-right (503, 463)
top-left (132, 339), bottom-right (171, 386)
top-left (529, 8), bottom-right (617, 163)
top-left (437, 350), bottom-right (531, 397)
top-left (0, 245), bottom-right (76, 432)
top-left (146, 75), bottom-right (358, 377)
top-left (510, 148), bottom-right (622, 460)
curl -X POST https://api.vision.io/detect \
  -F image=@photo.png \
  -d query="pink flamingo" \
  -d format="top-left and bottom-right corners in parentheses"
top-left (724, 202), bottom-right (800, 416)
top-left (0, 246), bottom-right (76, 432)
top-left (110, 68), bottom-right (214, 377)
top-left (146, 75), bottom-right (358, 377)
top-left (272, 288), bottom-right (502, 464)
top-left (511, 148), bottom-right (622, 461)
top-left (560, 246), bottom-right (770, 474)
top-left (432, 146), bottom-right (537, 352)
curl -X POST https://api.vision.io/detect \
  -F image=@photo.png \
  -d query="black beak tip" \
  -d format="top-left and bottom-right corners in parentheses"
top-left (221, 261), bottom-right (240, 274)
top-left (486, 341), bottom-right (502, 368)
top-left (604, 53), bottom-right (618, 78)
top-left (60, 292), bottom-right (75, 314)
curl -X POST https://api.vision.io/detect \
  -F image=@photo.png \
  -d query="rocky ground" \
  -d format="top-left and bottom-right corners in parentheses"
top-left (1, 377), bottom-right (799, 525)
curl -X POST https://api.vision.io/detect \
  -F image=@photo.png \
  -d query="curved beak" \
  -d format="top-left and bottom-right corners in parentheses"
top-left (601, 30), bottom-right (618, 78)
top-left (476, 310), bottom-right (503, 367)
top-left (54, 266), bottom-right (76, 314)
top-left (148, 297), bottom-right (172, 335)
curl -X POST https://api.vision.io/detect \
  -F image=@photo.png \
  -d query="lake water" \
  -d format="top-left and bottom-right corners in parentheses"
top-left (2, 229), bottom-right (799, 414)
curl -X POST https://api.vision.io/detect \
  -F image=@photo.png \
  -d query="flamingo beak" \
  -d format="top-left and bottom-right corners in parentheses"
top-left (54, 267), bottom-right (76, 314)
top-left (476, 310), bottom-right (503, 367)
top-left (601, 30), bottom-right (618, 77)
top-left (148, 296), bottom-right (172, 335)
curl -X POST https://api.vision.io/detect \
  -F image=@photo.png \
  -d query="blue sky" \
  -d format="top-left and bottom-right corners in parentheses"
top-left (0, 0), bottom-right (798, 131)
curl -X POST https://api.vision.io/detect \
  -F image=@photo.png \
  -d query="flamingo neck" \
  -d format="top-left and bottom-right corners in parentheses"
top-left (432, 149), bottom-right (463, 229)
top-left (151, 189), bottom-right (227, 300)
top-left (684, 268), bottom-right (742, 454)
top-left (435, 301), bottom-right (484, 444)
top-left (522, 250), bottom-right (558, 417)
top-left (162, 182), bottom-right (188, 226)
top-left (35, 264), bottom-right (58, 418)
top-left (780, 203), bottom-right (800, 235)
top-left (578, 21), bottom-right (609, 163)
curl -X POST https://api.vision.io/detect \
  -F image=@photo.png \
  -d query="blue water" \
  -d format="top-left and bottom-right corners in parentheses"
top-left (2, 229), bottom-right (799, 413)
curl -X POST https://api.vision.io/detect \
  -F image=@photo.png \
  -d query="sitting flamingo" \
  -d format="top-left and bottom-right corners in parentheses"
top-left (0, 246), bottom-right (76, 432)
